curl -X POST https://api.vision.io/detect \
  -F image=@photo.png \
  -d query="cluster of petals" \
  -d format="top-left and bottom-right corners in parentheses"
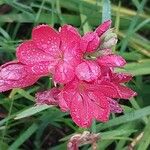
top-left (0, 20), bottom-right (136, 127)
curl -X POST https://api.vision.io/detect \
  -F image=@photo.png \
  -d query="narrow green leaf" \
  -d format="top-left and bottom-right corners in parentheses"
top-left (137, 119), bottom-right (150, 150)
top-left (101, 129), bottom-right (136, 140)
top-left (17, 89), bottom-right (35, 101)
top-left (97, 105), bottom-right (150, 130)
top-left (8, 123), bottom-right (38, 150)
top-left (134, 18), bottom-right (150, 32)
top-left (80, 3), bottom-right (91, 33)
top-left (15, 105), bottom-right (51, 120)
top-left (116, 60), bottom-right (150, 76)
top-left (102, 0), bottom-right (111, 22)
top-left (120, 0), bottom-right (147, 52)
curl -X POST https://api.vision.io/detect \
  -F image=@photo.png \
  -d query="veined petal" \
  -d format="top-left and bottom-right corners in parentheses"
top-left (17, 40), bottom-right (52, 65)
top-left (111, 73), bottom-right (132, 83)
top-left (57, 91), bottom-right (70, 112)
top-left (32, 25), bottom-right (60, 55)
top-left (0, 62), bottom-right (27, 81)
top-left (96, 83), bottom-right (118, 98)
top-left (97, 54), bottom-right (126, 67)
top-left (31, 62), bottom-right (50, 76)
top-left (59, 25), bottom-right (81, 52)
top-left (99, 80), bottom-right (137, 99)
top-left (88, 92), bottom-right (110, 122)
top-left (54, 62), bottom-right (75, 84)
top-left (115, 84), bottom-right (137, 99)
top-left (70, 93), bottom-right (92, 128)
top-left (0, 62), bottom-right (39, 92)
top-left (76, 61), bottom-right (101, 82)
top-left (80, 32), bottom-right (100, 52)
top-left (95, 20), bottom-right (111, 36)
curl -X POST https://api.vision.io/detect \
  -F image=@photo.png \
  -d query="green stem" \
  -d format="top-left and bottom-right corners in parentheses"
top-left (91, 119), bottom-right (96, 133)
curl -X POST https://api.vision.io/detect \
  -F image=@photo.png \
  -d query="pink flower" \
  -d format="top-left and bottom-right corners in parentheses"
top-left (59, 76), bottom-right (135, 127)
top-left (53, 79), bottom-right (111, 127)
top-left (0, 24), bottom-right (82, 92)
top-left (0, 20), bottom-right (137, 128)
top-left (17, 25), bottom-right (82, 84)
top-left (36, 74), bottom-right (136, 128)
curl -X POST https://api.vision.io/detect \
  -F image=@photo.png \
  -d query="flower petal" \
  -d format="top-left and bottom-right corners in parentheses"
top-left (95, 20), bottom-right (111, 36)
top-left (88, 92), bottom-right (110, 122)
top-left (96, 83), bottom-right (118, 98)
top-left (31, 62), bottom-right (50, 76)
top-left (76, 61), bottom-right (101, 82)
top-left (70, 93), bottom-right (92, 128)
top-left (0, 62), bottom-right (39, 92)
top-left (0, 62), bottom-right (27, 81)
top-left (111, 73), bottom-right (132, 83)
top-left (99, 81), bottom-right (137, 99)
top-left (54, 62), bottom-right (75, 84)
top-left (57, 91), bottom-right (70, 112)
top-left (97, 54), bottom-right (126, 67)
top-left (63, 42), bottom-right (82, 65)
top-left (17, 40), bottom-right (52, 65)
top-left (115, 84), bottom-right (137, 99)
top-left (80, 32), bottom-right (100, 52)
top-left (36, 88), bottom-right (60, 105)
top-left (32, 25), bottom-right (60, 54)
top-left (59, 25), bottom-right (81, 52)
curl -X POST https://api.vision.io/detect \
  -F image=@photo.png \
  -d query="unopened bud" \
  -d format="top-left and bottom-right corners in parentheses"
top-left (100, 37), bottom-right (118, 49)
top-left (99, 28), bottom-right (118, 50)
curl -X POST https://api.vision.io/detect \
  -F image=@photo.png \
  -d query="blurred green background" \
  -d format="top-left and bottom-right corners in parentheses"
top-left (0, 0), bottom-right (150, 149)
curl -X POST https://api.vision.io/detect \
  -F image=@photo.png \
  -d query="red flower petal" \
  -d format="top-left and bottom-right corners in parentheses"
top-left (63, 38), bottom-right (82, 68)
top-left (70, 92), bottom-right (93, 128)
top-left (115, 84), bottom-right (137, 99)
top-left (0, 62), bottom-right (27, 81)
top-left (57, 91), bottom-right (70, 112)
top-left (96, 83), bottom-right (118, 98)
top-left (54, 61), bottom-right (75, 84)
top-left (88, 92), bottom-right (110, 122)
top-left (80, 32), bottom-right (100, 52)
top-left (97, 54), bottom-right (126, 67)
top-left (76, 61), bottom-right (101, 82)
top-left (31, 62), bottom-right (50, 76)
top-left (59, 25), bottom-right (81, 52)
top-left (111, 73), bottom-right (132, 83)
top-left (36, 88), bottom-right (60, 105)
top-left (99, 80), bottom-right (137, 99)
top-left (32, 25), bottom-right (60, 54)
top-left (17, 40), bottom-right (52, 65)
top-left (95, 20), bottom-right (111, 36)
top-left (0, 62), bottom-right (39, 92)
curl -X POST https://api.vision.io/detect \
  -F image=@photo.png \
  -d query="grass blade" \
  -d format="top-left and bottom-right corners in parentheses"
top-left (102, 0), bottom-right (111, 22)
top-left (137, 119), bottom-right (150, 150)
top-left (8, 123), bottom-right (38, 150)
top-left (15, 105), bottom-right (51, 120)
